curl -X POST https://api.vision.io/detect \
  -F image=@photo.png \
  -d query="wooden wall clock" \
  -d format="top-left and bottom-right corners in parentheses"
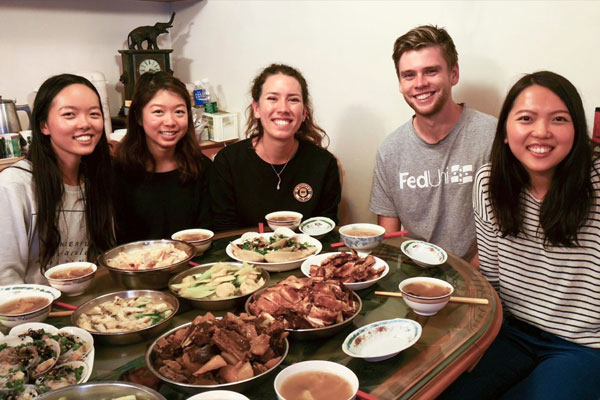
top-left (118, 49), bottom-right (173, 101)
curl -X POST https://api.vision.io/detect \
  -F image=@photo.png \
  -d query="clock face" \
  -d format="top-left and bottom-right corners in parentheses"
top-left (138, 59), bottom-right (161, 74)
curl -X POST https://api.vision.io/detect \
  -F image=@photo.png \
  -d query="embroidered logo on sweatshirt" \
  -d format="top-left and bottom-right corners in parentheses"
top-left (294, 183), bottom-right (313, 202)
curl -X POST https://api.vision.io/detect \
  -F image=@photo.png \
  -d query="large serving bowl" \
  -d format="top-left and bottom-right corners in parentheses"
top-left (265, 211), bottom-right (303, 231)
top-left (35, 381), bottom-right (166, 400)
top-left (274, 360), bottom-right (359, 400)
top-left (171, 228), bottom-right (214, 256)
top-left (71, 289), bottom-right (179, 345)
top-left (168, 262), bottom-right (269, 311)
top-left (339, 223), bottom-right (385, 251)
top-left (98, 239), bottom-right (196, 289)
top-left (300, 252), bottom-right (390, 291)
top-left (245, 288), bottom-right (362, 340)
top-left (226, 229), bottom-right (322, 272)
top-left (146, 321), bottom-right (289, 395)
top-left (342, 318), bottom-right (422, 362)
top-left (0, 284), bottom-right (60, 332)
top-left (400, 240), bottom-right (448, 268)
top-left (44, 261), bottom-right (97, 296)
top-left (399, 277), bottom-right (454, 316)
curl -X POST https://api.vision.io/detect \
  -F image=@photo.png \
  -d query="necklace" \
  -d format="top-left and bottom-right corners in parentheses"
top-left (271, 160), bottom-right (290, 190)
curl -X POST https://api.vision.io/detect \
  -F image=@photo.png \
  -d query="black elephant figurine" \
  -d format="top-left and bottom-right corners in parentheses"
top-left (127, 12), bottom-right (175, 50)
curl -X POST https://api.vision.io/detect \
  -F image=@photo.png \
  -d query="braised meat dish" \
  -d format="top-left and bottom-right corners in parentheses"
top-left (247, 276), bottom-right (360, 329)
top-left (310, 251), bottom-right (384, 283)
top-left (151, 312), bottom-right (287, 386)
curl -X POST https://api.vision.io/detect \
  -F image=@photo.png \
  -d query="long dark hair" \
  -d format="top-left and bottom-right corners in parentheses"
top-left (115, 71), bottom-right (203, 183)
top-left (245, 63), bottom-right (329, 148)
top-left (27, 73), bottom-right (115, 270)
top-left (489, 71), bottom-right (592, 246)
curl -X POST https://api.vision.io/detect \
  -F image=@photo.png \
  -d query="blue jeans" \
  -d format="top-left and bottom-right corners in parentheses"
top-left (439, 317), bottom-right (600, 400)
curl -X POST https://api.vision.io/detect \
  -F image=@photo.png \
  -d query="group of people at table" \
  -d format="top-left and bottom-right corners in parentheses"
top-left (0, 23), bottom-right (598, 399)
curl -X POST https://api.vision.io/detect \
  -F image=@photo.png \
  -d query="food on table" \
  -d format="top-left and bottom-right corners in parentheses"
top-left (177, 233), bottom-right (211, 242)
top-left (0, 384), bottom-right (40, 400)
top-left (230, 234), bottom-right (316, 263)
top-left (151, 312), bottom-right (287, 386)
top-left (279, 371), bottom-right (354, 400)
top-left (247, 276), bottom-right (359, 329)
top-left (309, 250), bottom-right (385, 283)
top-left (106, 244), bottom-right (188, 270)
top-left (267, 216), bottom-right (298, 222)
top-left (17, 329), bottom-right (92, 364)
top-left (402, 281), bottom-right (451, 297)
top-left (48, 265), bottom-right (94, 280)
top-left (340, 228), bottom-right (381, 237)
top-left (0, 297), bottom-right (50, 315)
top-left (170, 262), bottom-right (265, 300)
top-left (76, 296), bottom-right (174, 333)
top-left (35, 361), bottom-right (86, 392)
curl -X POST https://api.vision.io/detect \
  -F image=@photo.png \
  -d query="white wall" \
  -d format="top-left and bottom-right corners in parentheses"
top-left (2, 0), bottom-right (600, 224)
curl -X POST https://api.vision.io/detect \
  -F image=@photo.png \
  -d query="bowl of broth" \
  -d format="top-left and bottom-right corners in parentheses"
top-left (265, 211), bottom-right (303, 231)
top-left (339, 223), bottom-right (385, 251)
top-left (171, 228), bottom-right (214, 256)
top-left (44, 261), bottom-right (97, 296)
top-left (0, 284), bottom-right (60, 331)
top-left (274, 360), bottom-right (359, 400)
top-left (398, 277), bottom-right (454, 316)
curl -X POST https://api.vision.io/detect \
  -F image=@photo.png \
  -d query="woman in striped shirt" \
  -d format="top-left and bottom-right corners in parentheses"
top-left (442, 71), bottom-right (600, 399)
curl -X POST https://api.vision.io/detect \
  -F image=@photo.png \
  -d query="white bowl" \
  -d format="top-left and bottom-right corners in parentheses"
top-left (0, 284), bottom-right (61, 332)
top-left (186, 391), bottom-right (250, 400)
top-left (300, 252), bottom-right (389, 291)
top-left (265, 211), bottom-right (303, 231)
top-left (398, 277), bottom-right (454, 316)
top-left (226, 229), bottom-right (322, 272)
top-left (299, 216), bottom-right (335, 238)
top-left (274, 360), bottom-right (359, 400)
top-left (339, 223), bottom-right (385, 251)
top-left (44, 262), bottom-right (97, 296)
top-left (172, 228), bottom-right (214, 256)
top-left (400, 240), bottom-right (448, 268)
top-left (342, 318), bottom-right (422, 362)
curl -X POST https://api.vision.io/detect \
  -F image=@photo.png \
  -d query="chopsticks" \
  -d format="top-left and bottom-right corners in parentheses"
top-left (53, 301), bottom-right (78, 310)
top-left (375, 291), bottom-right (489, 305)
top-left (49, 310), bottom-right (74, 318)
top-left (330, 230), bottom-right (409, 248)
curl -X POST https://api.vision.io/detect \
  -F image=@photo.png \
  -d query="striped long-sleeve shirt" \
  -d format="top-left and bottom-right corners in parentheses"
top-left (473, 161), bottom-right (600, 349)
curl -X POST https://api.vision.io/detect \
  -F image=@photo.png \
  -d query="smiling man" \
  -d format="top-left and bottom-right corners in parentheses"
top-left (369, 25), bottom-right (497, 264)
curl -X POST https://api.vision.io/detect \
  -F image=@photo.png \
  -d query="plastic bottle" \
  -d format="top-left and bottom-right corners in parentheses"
top-left (201, 78), bottom-right (218, 114)
top-left (192, 80), bottom-right (206, 107)
top-left (192, 81), bottom-right (208, 140)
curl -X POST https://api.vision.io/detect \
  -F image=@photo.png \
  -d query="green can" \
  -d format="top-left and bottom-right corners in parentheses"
top-left (0, 133), bottom-right (22, 158)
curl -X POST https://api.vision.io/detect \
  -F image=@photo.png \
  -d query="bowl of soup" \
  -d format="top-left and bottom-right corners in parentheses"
top-left (274, 360), bottom-right (359, 400)
top-left (398, 277), bottom-right (454, 316)
top-left (0, 284), bottom-right (60, 331)
top-left (339, 223), bottom-right (385, 251)
top-left (171, 228), bottom-right (214, 256)
top-left (44, 262), bottom-right (97, 296)
top-left (265, 211), bottom-right (303, 231)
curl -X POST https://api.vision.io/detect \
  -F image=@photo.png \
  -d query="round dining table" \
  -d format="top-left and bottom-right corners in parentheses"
top-left (47, 229), bottom-right (502, 400)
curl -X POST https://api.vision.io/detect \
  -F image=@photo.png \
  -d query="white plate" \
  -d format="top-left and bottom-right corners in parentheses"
top-left (0, 284), bottom-right (61, 300)
top-left (299, 216), bottom-right (335, 238)
top-left (401, 240), bottom-right (448, 268)
top-left (8, 322), bottom-right (94, 383)
top-left (226, 230), bottom-right (322, 272)
top-left (342, 318), bottom-right (422, 362)
top-left (300, 252), bottom-right (389, 291)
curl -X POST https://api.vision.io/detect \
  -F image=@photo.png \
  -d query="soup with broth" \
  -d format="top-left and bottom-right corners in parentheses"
top-left (268, 216), bottom-right (299, 222)
top-left (403, 281), bottom-right (451, 297)
top-left (343, 228), bottom-right (380, 237)
top-left (178, 233), bottom-right (211, 242)
top-left (49, 266), bottom-right (93, 279)
top-left (0, 296), bottom-right (50, 315)
top-left (279, 371), bottom-right (354, 400)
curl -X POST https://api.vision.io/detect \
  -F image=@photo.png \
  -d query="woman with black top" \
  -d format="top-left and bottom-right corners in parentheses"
top-left (113, 72), bottom-right (211, 244)
top-left (210, 63), bottom-right (341, 232)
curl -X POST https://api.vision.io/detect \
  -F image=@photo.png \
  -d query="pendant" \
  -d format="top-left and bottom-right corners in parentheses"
top-left (277, 181), bottom-right (281, 190)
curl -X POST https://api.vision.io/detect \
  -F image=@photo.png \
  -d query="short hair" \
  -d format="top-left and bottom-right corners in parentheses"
top-left (116, 71), bottom-right (204, 183)
top-left (245, 63), bottom-right (328, 148)
top-left (489, 71), bottom-right (592, 246)
top-left (392, 25), bottom-right (458, 77)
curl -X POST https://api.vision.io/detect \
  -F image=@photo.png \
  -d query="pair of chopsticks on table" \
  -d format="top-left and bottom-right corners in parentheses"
top-left (49, 300), bottom-right (77, 317)
top-left (330, 230), bottom-right (408, 248)
top-left (375, 291), bottom-right (489, 305)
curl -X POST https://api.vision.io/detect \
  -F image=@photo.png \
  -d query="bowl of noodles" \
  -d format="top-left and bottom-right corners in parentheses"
top-left (98, 239), bottom-right (195, 290)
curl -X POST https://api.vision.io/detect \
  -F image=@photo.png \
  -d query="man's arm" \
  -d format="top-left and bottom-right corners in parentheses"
top-left (377, 215), bottom-right (402, 233)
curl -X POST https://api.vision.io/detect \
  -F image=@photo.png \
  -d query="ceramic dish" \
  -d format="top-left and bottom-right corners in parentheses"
top-left (399, 277), bottom-right (454, 316)
top-left (187, 390), bottom-right (250, 400)
top-left (0, 284), bottom-right (61, 331)
top-left (226, 229), bottom-right (322, 272)
top-left (44, 262), bottom-right (97, 296)
top-left (400, 240), bottom-right (448, 268)
top-left (300, 252), bottom-right (390, 291)
top-left (339, 223), bottom-right (385, 251)
top-left (298, 216), bottom-right (335, 238)
top-left (265, 211), bottom-right (303, 231)
top-left (171, 228), bottom-right (214, 256)
top-left (342, 318), bottom-right (422, 362)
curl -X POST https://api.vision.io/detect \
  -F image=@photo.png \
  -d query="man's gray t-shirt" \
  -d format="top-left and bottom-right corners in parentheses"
top-left (369, 106), bottom-right (496, 258)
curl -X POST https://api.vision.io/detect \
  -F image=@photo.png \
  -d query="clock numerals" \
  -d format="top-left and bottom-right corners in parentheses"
top-left (138, 59), bottom-right (161, 74)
